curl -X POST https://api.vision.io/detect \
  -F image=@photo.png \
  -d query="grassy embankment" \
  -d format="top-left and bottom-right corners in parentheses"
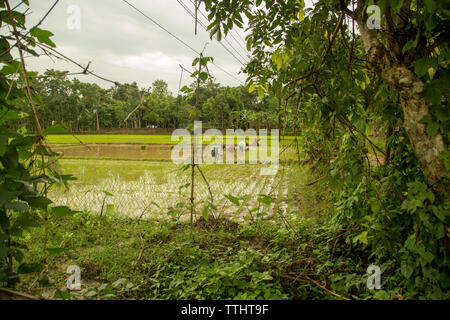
top-left (46, 134), bottom-right (298, 145)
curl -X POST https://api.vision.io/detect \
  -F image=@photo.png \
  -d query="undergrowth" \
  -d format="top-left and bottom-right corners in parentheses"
top-left (14, 169), bottom-right (401, 301)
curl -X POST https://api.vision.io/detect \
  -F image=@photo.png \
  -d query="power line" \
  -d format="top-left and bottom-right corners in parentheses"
top-left (121, 0), bottom-right (243, 84)
top-left (179, 64), bottom-right (194, 75)
top-left (188, 0), bottom-right (249, 60)
top-left (182, 0), bottom-right (247, 63)
top-left (18, 0), bottom-right (242, 88)
top-left (31, 0), bottom-right (60, 32)
top-left (121, 0), bottom-right (199, 56)
top-left (32, 41), bottom-right (134, 89)
top-left (12, 1), bottom-right (25, 11)
top-left (233, 29), bottom-right (247, 44)
top-left (178, 0), bottom-right (248, 66)
top-left (227, 30), bottom-right (249, 57)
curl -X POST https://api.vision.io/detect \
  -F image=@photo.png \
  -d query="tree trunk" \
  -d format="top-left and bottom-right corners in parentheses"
top-left (356, 7), bottom-right (448, 194)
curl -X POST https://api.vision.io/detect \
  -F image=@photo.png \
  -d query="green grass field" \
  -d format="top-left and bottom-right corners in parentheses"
top-left (46, 134), bottom-right (298, 145)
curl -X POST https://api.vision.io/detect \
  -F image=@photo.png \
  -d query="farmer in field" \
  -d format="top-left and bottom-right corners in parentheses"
top-left (211, 145), bottom-right (223, 161)
top-left (251, 138), bottom-right (260, 147)
top-left (238, 141), bottom-right (249, 152)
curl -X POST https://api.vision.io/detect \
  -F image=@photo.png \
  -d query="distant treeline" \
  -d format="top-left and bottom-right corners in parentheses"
top-left (10, 69), bottom-right (294, 133)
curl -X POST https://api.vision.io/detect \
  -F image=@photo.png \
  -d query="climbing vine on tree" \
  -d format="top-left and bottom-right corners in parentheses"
top-left (203, 0), bottom-right (449, 299)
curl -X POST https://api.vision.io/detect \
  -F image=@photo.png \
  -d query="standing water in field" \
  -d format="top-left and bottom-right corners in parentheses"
top-left (51, 143), bottom-right (173, 160)
top-left (49, 159), bottom-right (299, 223)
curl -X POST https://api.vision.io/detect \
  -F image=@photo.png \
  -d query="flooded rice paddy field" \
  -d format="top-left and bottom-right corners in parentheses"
top-left (50, 143), bottom-right (298, 162)
top-left (49, 143), bottom-right (303, 223)
top-left (51, 143), bottom-right (173, 160)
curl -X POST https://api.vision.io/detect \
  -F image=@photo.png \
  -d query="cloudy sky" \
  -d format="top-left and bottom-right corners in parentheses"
top-left (17, 0), bottom-right (251, 94)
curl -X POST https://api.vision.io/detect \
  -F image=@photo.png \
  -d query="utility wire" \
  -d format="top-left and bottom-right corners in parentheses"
top-left (121, 0), bottom-right (199, 56)
top-left (32, 41), bottom-right (137, 90)
top-left (121, 0), bottom-right (243, 84)
top-left (31, 0), bottom-right (60, 32)
top-left (179, 64), bottom-right (194, 75)
top-left (181, 0), bottom-right (247, 63)
top-left (188, 0), bottom-right (249, 60)
top-left (177, 0), bottom-right (248, 66)
top-left (12, 1), bottom-right (25, 11)
top-left (233, 28), bottom-right (247, 44)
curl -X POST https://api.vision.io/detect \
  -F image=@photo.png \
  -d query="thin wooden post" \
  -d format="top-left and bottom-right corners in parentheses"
top-left (96, 110), bottom-right (100, 132)
top-left (190, 53), bottom-right (202, 226)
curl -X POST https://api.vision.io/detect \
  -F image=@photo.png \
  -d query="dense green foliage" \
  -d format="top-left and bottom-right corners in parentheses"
top-left (0, 0), bottom-right (78, 289)
top-left (202, 0), bottom-right (450, 299)
top-left (18, 172), bottom-right (382, 300)
top-left (10, 70), bottom-right (281, 132)
top-left (1, 0), bottom-right (449, 300)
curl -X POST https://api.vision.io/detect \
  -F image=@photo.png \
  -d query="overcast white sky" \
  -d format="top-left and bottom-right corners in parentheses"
top-left (17, 0), bottom-right (251, 94)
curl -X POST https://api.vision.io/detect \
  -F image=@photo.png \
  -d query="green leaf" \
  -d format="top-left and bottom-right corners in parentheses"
top-left (412, 58), bottom-right (437, 78)
top-left (1, 60), bottom-right (21, 75)
top-left (0, 247), bottom-right (9, 260)
top-left (258, 87), bottom-right (264, 100)
top-left (417, 246), bottom-right (434, 264)
top-left (26, 196), bottom-right (52, 210)
top-left (438, 150), bottom-right (450, 170)
top-left (0, 38), bottom-right (12, 62)
top-left (402, 39), bottom-right (417, 54)
top-left (0, 191), bottom-right (20, 206)
top-left (390, 0), bottom-right (404, 12)
top-left (30, 27), bottom-right (56, 47)
top-left (13, 249), bottom-right (24, 263)
top-left (420, 115), bottom-right (439, 136)
top-left (12, 212), bottom-right (40, 231)
top-left (18, 262), bottom-right (43, 274)
top-left (224, 194), bottom-right (240, 205)
top-left (424, 0), bottom-right (437, 14)
top-left (353, 231), bottom-right (368, 245)
top-left (5, 201), bottom-right (29, 212)
top-left (151, 201), bottom-right (160, 208)
top-left (199, 72), bottom-right (209, 81)
top-left (0, 10), bottom-right (25, 28)
top-left (0, 271), bottom-right (7, 283)
top-left (112, 278), bottom-right (127, 288)
top-left (257, 194), bottom-right (273, 205)
top-left (0, 134), bottom-right (8, 156)
top-left (97, 283), bottom-right (108, 292)
top-left (50, 206), bottom-right (73, 218)
top-left (201, 205), bottom-right (209, 221)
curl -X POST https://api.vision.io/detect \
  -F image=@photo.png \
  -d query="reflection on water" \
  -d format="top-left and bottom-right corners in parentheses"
top-left (50, 143), bottom-right (284, 162)
top-left (51, 144), bottom-right (173, 160)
